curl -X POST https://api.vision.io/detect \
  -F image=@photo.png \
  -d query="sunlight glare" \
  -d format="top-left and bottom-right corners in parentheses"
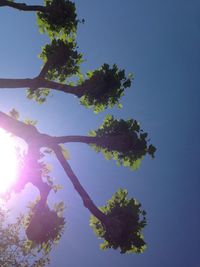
top-left (0, 129), bottom-right (18, 193)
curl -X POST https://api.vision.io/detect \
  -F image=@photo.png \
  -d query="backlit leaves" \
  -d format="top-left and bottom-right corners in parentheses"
top-left (79, 64), bottom-right (133, 113)
top-left (39, 39), bottom-right (82, 82)
top-left (37, 0), bottom-right (78, 39)
top-left (24, 118), bottom-right (38, 126)
top-left (89, 115), bottom-right (156, 170)
top-left (0, 206), bottom-right (50, 266)
top-left (27, 38), bottom-right (82, 103)
top-left (26, 201), bottom-right (65, 245)
top-left (9, 108), bottom-right (19, 120)
top-left (26, 87), bottom-right (50, 104)
top-left (59, 144), bottom-right (70, 160)
top-left (90, 189), bottom-right (147, 254)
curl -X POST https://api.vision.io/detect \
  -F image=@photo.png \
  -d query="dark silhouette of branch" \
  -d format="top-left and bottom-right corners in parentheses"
top-left (0, 78), bottom-right (82, 96)
top-left (0, 111), bottom-right (39, 142)
top-left (29, 53), bottom-right (68, 92)
top-left (38, 60), bottom-right (53, 80)
top-left (0, 1), bottom-right (46, 12)
top-left (52, 135), bottom-right (118, 144)
top-left (0, 111), bottom-right (137, 155)
top-left (0, 111), bottom-right (107, 223)
top-left (51, 145), bottom-right (107, 223)
top-left (52, 134), bottom-right (137, 151)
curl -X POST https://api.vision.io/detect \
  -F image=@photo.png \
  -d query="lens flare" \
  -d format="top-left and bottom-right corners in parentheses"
top-left (0, 129), bottom-right (18, 193)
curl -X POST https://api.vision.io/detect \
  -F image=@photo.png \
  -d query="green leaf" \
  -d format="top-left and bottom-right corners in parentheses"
top-left (24, 118), bottom-right (37, 126)
top-left (9, 108), bottom-right (19, 120)
top-left (59, 144), bottom-right (70, 160)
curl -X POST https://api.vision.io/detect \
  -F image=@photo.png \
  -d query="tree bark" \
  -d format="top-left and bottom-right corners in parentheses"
top-left (0, 78), bottom-right (82, 96)
top-left (52, 134), bottom-right (137, 152)
top-left (0, 111), bottom-right (39, 143)
top-left (0, 1), bottom-right (46, 12)
top-left (52, 145), bottom-right (107, 223)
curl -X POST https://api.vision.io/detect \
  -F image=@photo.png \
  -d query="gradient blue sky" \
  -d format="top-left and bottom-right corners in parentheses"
top-left (0, 1), bottom-right (200, 266)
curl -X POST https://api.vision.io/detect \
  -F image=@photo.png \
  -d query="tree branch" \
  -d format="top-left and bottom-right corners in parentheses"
top-left (0, 0), bottom-right (46, 12)
top-left (52, 144), bottom-right (107, 223)
top-left (38, 60), bottom-right (52, 80)
top-left (0, 110), bottom-right (137, 157)
top-left (0, 111), bottom-right (39, 143)
top-left (0, 111), bottom-right (105, 222)
top-left (0, 78), bottom-right (82, 96)
top-left (52, 134), bottom-right (137, 152)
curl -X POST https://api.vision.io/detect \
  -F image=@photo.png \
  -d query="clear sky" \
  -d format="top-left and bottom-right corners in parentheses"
top-left (0, 0), bottom-right (200, 266)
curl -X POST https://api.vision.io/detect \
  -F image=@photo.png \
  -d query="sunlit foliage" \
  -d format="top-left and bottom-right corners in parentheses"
top-left (27, 38), bottom-right (82, 103)
top-left (25, 200), bottom-right (65, 246)
top-left (26, 87), bottom-right (50, 104)
top-left (89, 115), bottom-right (156, 169)
top-left (90, 189), bottom-right (147, 253)
top-left (37, 0), bottom-right (78, 39)
top-left (40, 39), bottom-right (82, 82)
top-left (0, 206), bottom-right (50, 266)
top-left (79, 64), bottom-right (132, 113)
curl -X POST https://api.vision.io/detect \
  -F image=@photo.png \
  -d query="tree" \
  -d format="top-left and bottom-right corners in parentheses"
top-left (0, 202), bottom-right (64, 267)
top-left (0, 0), bottom-right (156, 265)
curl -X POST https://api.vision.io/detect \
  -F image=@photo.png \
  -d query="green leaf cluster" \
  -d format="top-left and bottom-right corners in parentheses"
top-left (79, 64), bottom-right (133, 113)
top-left (0, 206), bottom-right (50, 266)
top-left (89, 115), bottom-right (156, 170)
top-left (27, 38), bottom-right (82, 103)
top-left (26, 87), bottom-right (50, 104)
top-left (9, 108), bottom-right (19, 120)
top-left (26, 202), bottom-right (65, 245)
top-left (37, 0), bottom-right (78, 39)
top-left (40, 39), bottom-right (82, 82)
top-left (59, 144), bottom-right (70, 160)
top-left (90, 189), bottom-right (147, 254)
top-left (24, 118), bottom-right (38, 126)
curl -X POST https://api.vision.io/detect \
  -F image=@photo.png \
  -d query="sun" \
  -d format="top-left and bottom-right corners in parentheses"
top-left (0, 128), bottom-right (18, 194)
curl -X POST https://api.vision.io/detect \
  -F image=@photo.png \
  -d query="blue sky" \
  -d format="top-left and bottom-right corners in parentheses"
top-left (0, 0), bottom-right (200, 266)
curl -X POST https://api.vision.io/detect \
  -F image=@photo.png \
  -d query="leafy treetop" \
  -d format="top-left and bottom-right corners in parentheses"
top-left (0, 202), bottom-right (64, 266)
top-left (89, 115), bottom-right (156, 169)
top-left (37, 0), bottom-right (79, 39)
top-left (90, 189), bottom-right (147, 254)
